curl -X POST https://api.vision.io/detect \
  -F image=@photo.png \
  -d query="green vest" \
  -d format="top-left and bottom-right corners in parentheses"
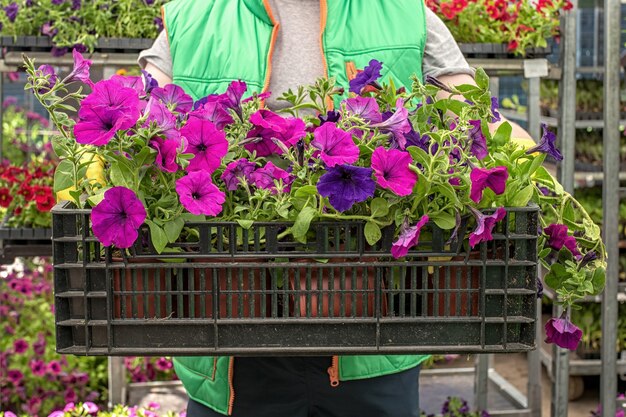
top-left (164, 0), bottom-right (429, 414)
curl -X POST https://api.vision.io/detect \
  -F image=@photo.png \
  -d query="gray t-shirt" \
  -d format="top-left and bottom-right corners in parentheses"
top-left (138, 0), bottom-right (473, 109)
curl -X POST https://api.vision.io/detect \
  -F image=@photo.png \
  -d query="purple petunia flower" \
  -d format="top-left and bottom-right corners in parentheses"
top-left (468, 120), bottom-right (488, 160)
top-left (63, 49), bottom-right (94, 87)
top-left (13, 338), bottom-right (28, 354)
top-left (51, 0), bottom-right (64, 4)
top-left (30, 359), bottom-right (46, 376)
top-left (344, 97), bottom-right (382, 123)
top-left (317, 164), bottom-right (375, 212)
top-left (181, 118), bottom-right (228, 173)
top-left (51, 46), bottom-right (68, 57)
top-left (47, 360), bottom-right (62, 375)
top-left (545, 313), bottom-right (582, 350)
top-left (73, 43), bottom-right (87, 53)
top-left (391, 215), bottom-right (430, 258)
top-left (155, 357), bottom-right (173, 371)
top-left (71, 0), bottom-right (81, 10)
top-left (318, 110), bottom-right (341, 125)
top-left (151, 84), bottom-right (193, 114)
top-left (154, 17), bottom-right (164, 31)
top-left (176, 171), bottom-right (225, 216)
top-left (469, 166), bottom-right (509, 203)
top-left (371, 99), bottom-right (412, 150)
top-left (249, 161), bottom-right (294, 194)
top-left (110, 75), bottom-right (145, 96)
top-left (469, 207), bottom-right (507, 248)
top-left (8, 369), bottom-right (23, 385)
top-left (150, 137), bottom-right (182, 173)
top-left (311, 122), bottom-right (359, 167)
top-left (491, 97), bottom-right (501, 123)
top-left (91, 187), bottom-right (147, 249)
top-left (4, 3), bottom-right (18, 22)
top-left (190, 100), bottom-right (234, 130)
top-left (544, 224), bottom-right (581, 259)
top-left (425, 75), bottom-right (453, 93)
top-left (141, 69), bottom-right (159, 94)
top-left (41, 21), bottom-right (57, 37)
top-left (245, 110), bottom-right (306, 157)
top-left (64, 389), bottom-right (77, 404)
top-left (145, 98), bottom-right (180, 141)
top-left (349, 59), bottom-right (382, 95)
top-left (32, 334), bottom-right (46, 355)
top-left (526, 124), bottom-right (563, 161)
top-left (35, 65), bottom-right (57, 95)
top-left (221, 159), bottom-right (256, 191)
top-left (371, 147), bottom-right (418, 196)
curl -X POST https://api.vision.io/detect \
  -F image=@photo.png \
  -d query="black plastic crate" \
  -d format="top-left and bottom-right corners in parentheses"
top-left (0, 36), bottom-right (153, 54)
top-left (52, 203), bottom-right (539, 356)
top-left (459, 43), bottom-right (552, 59)
top-left (0, 227), bottom-right (52, 263)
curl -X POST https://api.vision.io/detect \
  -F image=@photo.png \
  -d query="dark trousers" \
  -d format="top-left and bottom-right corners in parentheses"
top-left (186, 356), bottom-right (421, 417)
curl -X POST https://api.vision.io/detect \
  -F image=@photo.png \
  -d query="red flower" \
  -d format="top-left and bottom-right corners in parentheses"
top-left (18, 185), bottom-right (35, 201)
top-left (507, 40), bottom-right (519, 52)
top-left (486, 5), bottom-right (501, 19)
top-left (562, 0), bottom-right (573, 10)
top-left (0, 188), bottom-right (13, 208)
top-left (36, 192), bottom-right (55, 212)
top-left (440, 2), bottom-right (457, 19)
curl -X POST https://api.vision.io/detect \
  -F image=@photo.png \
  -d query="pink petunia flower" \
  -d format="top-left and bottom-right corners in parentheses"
top-left (469, 166), bottom-right (509, 203)
top-left (544, 224), bottom-right (582, 259)
top-left (150, 137), bottom-right (183, 173)
top-left (344, 96), bottom-right (382, 123)
top-left (221, 159), bottom-right (256, 191)
top-left (64, 389), bottom-right (77, 404)
top-left (110, 75), bottom-right (146, 96)
top-left (371, 147), bottom-right (418, 196)
top-left (64, 49), bottom-right (94, 87)
top-left (145, 97), bottom-right (181, 142)
top-left (545, 313), bottom-right (582, 350)
top-left (30, 359), bottom-right (46, 376)
top-left (391, 215), bottom-right (430, 259)
top-left (244, 110), bottom-right (306, 157)
top-left (63, 402), bottom-right (76, 412)
top-left (249, 161), bottom-right (294, 194)
top-left (155, 357), bottom-right (173, 372)
top-left (91, 187), bottom-right (147, 249)
top-left (13, 338), bottom-right (28, 354)
top-left (151, 84), bottom-right (193, 114)
top-left (83, 402), bottom-right (99, 414)
top-left (7, 369), bottom-right (23, 385)
top-left (176, 171), bottom-right (225, 216)
top-left (469, 207), bottom-right (507, 248)
top-left (181, 118), bottom-right (228, 173)
top-left (311, 123), bottom-right (359, 167)
top-left (47, 360), bottom-right (62, 375)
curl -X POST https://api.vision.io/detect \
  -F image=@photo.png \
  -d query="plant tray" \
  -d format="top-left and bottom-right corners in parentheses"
top-left (0, 36), bottom-right (153, 54)
top-left (459, 43), bottom-right (552, 59)
top-left (52, 203), bottom-right (539, 356)
top-left (0, 227), bottom-right (53, 263)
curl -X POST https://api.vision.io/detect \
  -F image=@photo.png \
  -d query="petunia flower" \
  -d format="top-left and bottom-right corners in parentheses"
top-left (425, 75), bottom-right (453, 93)
top-left (30, 359), bottom-right (46, 376)
top-left (91, 187), bottom-right (147, 249)
top-left (7, 369), bottom-right (23, 384)
top-left (349, 59), bottom-right (383, 95)
top-left (469, 207), bottom-right (507, 248)
top-left (4, 3), bottom-right (18, 22)
top-left (316, 164), bottom-right (375, 212)
top-left (545, 313), bottom-right (582, 350)
top-left (190, 100), bottom-right (234, 130)
top-left (344, 97), bottom-right (382, 123)
top-left (154, 16), bottom-right (164, 31)
top-left (526, 124), bottom-right (563, 161)
top-left (181, 118), bottom-right (228, 173)
top-left (318, 110), bottom-right (341, 125)
top-left (63, 49), bottom-right (94, 87)
top-left (469, 166), bottom-right (509, 203)
top-left (371, 98), bottom-right (412, 150)
top-left (223, 80), bottom-right (247, 118)
top-left (150, 137), bottom-right (182, 173)
top-left (151, 84), bottom-right (193, 114)
top-left (176, 171), bottom-right (225, 216)
top-left (141, 69), bottom-right (158, 94)
top-left (41, 21), bottom-right (57, 37)
top-left (391, 215), bottom-right (430, 258)
top-left (468, 120), bottom-right (488, 160)
top-left (249, 161), bottom-right (294, 194)
top-left (83, 402), bottom-right (99, 414)
top-left (144, 98), bottom-right (180, 141)
top-left (47, 360), bottom-right (62, 375)
top-left (543, 224), bottom-right (582, 259)
top-left (311, 123), bottom-right (359, 167)
top-left (35, 65), bottom-right (57, 94)
top-left (110, 75), bottom-right (145, 96)
top-left (13, 338), bottom-right (28, 354)
top-left (371, 147), bottom-right (417, 196)
top-left (491, 97), bottom-right (501, 123)
top-left (155, 357), bottom-right (173, 371)
top-left (244, 110), bottom-right (306, 157)
top-left (221, 158), bottom-right (256, 191)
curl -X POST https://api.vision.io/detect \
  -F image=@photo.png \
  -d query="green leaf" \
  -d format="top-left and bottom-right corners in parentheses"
top-left (430, 212), bottom-right (456, 230)
top-left (508, 184), bottom-right (534, 207)
top-left (407, 146), bottom-right (430, 168)
top-left (134, 146), bottom-right (155, 168)
top-left (491, 122), bottom-right (512, 147)
top-left (583, 218), bottom-right (601, 241)
top-left (538, 247), bottom-right (552, 258)
top-left (524, 154), bottom-right (546, 177)
top-left (474, 68), bottom-right (490, 91)
top-left (236, 219), bottom-right (254, 230)
top-left (364, 221), bottom-right (382, 246)
top-left (292, 206), bottom-right (317, 243)
top-left (163, 217), bottom-right (185, 243)
top-left (86, 187), bottom-right (109, 207)
top-left (110, 161), bottom-right (135, 189)
top-left (54, 160), bottom-right (75, 193)
top-left (435, 183), bottom-right (458, 205)
top-left (145, 220), bottom-right (168, 254)
top-left (51, 136), bottom-right (69, 158)
top-left (181, 213), bottom-right (206, 222)
top-left (590, 267), bottom-right (606, 295)
top-left (544, 263), bottom-right (568, 292)
top-left (294, 185), bottom-right (318, 198)
top-left (370, 198), bottom-right (389, 218)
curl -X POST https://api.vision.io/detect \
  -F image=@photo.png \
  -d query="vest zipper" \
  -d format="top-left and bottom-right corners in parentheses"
top-left (261, 0), bottom-right (280, 101)
top-left (227, 357), bottom-right (235, 415)
top-left (327, 355), bottom-right (340, 387)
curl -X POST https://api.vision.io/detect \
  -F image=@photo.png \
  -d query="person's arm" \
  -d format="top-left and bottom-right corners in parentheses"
top-left (144, 62), bottom-right (172, 87)
top-left (137, 30), bottom-right (174, 87)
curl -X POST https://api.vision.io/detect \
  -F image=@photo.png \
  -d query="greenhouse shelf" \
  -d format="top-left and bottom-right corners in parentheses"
top-left (0, 227), bottom-right (52, 263)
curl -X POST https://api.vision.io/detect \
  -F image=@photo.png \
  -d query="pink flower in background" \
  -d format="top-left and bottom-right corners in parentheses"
top-left (155, 357), bottom-right (173, 371)
top-left (250, 161), bottom-right (294, 194)
top-left (83, 402), bottom-right (99, 414)
top-left (391, 215), bottom-right (430, 258)
top-left (469, 166), bottom-right (509, 203)
top-left (30, 359), bottom-right (46, 376)
top-left (64, 389), bottom-right (77, 403)
top-left (91, 187), bottom-right (147, 248)
top-left (181, 118), bottom-right (228, 173)
top-left (7, 369), bottom-right (23, 385)
top-left (63, 402), bottom-right (76, 412)
top-left (151, 84), bottom-right (193, 114)
top-left (371, 147), bottom-right (417, 196)
top-left (33, 333), bottom-right (46, 355)
top-left (176, 171), bottom-right (225, 216)
top-left (13, 338), bottom-right (28, 353)
top-left (311, 123), bottom-right (359, 167)
top-left (47, 360), bottom-right (62, 375)
top-left (469, 207), bottom-right (507, 248)
top-left (63, 49), bottom-right (94, 87)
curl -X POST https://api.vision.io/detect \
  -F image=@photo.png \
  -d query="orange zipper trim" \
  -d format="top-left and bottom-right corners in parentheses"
top-left (261, 0), bottom-right (280, 108)
top-left (211, 357), bottom-right (218, 381)
top-left (319, 0), bottom-right (334, 111)
top-left (327, 355), bottom-right (340, 387)
top-left (345, 61), bottom-right (358, 82)
top-left (161, 6), bottom-right (169, 42)
top-left (227, 357), bottom-right (235, 415)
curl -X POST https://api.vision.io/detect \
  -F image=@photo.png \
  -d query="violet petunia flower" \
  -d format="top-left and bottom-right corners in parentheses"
top-left (141, 69), bottom-right (158, 94)
top-left (469, 166), bottom-right (509, 203)
top-left (245, 110), bottom-right (306, 157)
top-left (468, 120), bottom-right (488, 160)
top-left (51, 46), bottom-right (68, 57)
top-left (176, 171), bottom-right (225, 216)
top-left (63, 49), bottom-right (94, 87)
top-left (344, 97), bottom-right (382, 123)
top-left (221, 158), bottom-right (256, 191)
top-left (425, 75), bottom-right (453, 93)
top-left (41, 21), bottom-right (57, 37)
top-left (543, 224), bottom-right (582, 259)
top-left (35, 65), bottom-right (57, 94)
top-left (249, 161), bottom-right (294, 194)
top-left (469, 207), bottom-right (507, 248)
top-left (371, 147), bottom-right (418, 196)
top-left (491, 97), bottom-right (501, 123)
top-left (145, 98), bottom-right (180, 141)
top-left (545, 313), bottom-right (582, 350)
top-left (349, 59), bottom-right (383, 95)
top-left (151, 84), bottom-right (193, 114)
top-left (391, 215), bottom-right (430, 258)
top-left (71, 0), bottom-right (81, 10)
top-left (311, 122), bottom-right (359, 167)
top-left (4, 3), bottom-right (18, 22)
top-left (91, 187), bottom-right (147, 249)
top-left (526, 123), bottom-right (563, 161)
top-left (154, 17), bottom-right (164, 31)
top-left (405, 127), bottom-right (430, 152)
top-left (371, 98), bottom-right (411, 150)
top-left (150, 137), bottom-right (182, 173)
top-left (190, 100), bottom-right (234, 130)
top-left (110, 75), bottom-right (145, 96)
top-left (316, 164), bottom-right (375, 212)
top-left (318, 110), bottom-right (341, 125)
top-left (181, 118), bottom-right (228, 173)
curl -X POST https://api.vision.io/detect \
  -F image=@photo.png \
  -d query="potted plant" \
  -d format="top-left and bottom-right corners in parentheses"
top-left (24, 52), bottom-right (605, 354)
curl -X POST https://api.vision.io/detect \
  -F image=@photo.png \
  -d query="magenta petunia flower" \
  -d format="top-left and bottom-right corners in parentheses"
top-left (64, 49), bottom-right (94, 87)
top-left (35, 65), bottom-right (57, 94)
top-left (391, 215), bottom-right (430, 258)
top-left (316, 164), bottom-right (375, 212)
top-left (181, 118), bottom-right (228, 173)
top-left (245, 110), bottom-right (306, 157)
top-left (8, 369), bottom-right (23, 385)
top-left (195, 80), bottom-right (247, 119)
top-left (344, 97), bottom-right (382, 123)
top-left (468, 120), bottom-right (488, 160)
top-left (311, 123), bottom-right (359, 167)
top-left (545, 314), bottom-right (582, 350)
top-left (151, 84), bottom-right (193, 114)
top-left (63, 403), bottom-right (76, 412)
top-left (155, 357), bottom-right (173, 371)
top-left (190, 101), bottom-right (234, 131)
top-left (47, 360), bottom-right (62, 375)
top-left (469, 166), bottom-right (509, 203)
top-left (349, 59), bottom-right (382, 95)
top-left (145, 98), bottom-right (180, 142)
top-left (176, 171), bottom-right (225, 216)
top-left (371, 99), bottom-right (411, 150)
top-left (110, 75), bottom-right (145, 96)
top-left (91, 187), bottom-right (147, 249)
top-left (469, 207), bottom-right (507, 248)
top-left (64, 389), bottom-right (77, 404)
top-left (32, 334), bottom-right (45, 355)
top-left (150, 137), bottom-right (182, 173)
top-left (371, 147), bottom-right (418, 196)
top-left (83, 402), bottom-right (99, 414)
top-left (221, 158), bottom-right (256, 191)
top-left (544, 224), bottom-right (581, 259)
top-left (30, 359), bottom-right (46, 376)
top-left (13, 338), bottom-right (28, 354)
top-left (249, 161), bottom-right (294, 194)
